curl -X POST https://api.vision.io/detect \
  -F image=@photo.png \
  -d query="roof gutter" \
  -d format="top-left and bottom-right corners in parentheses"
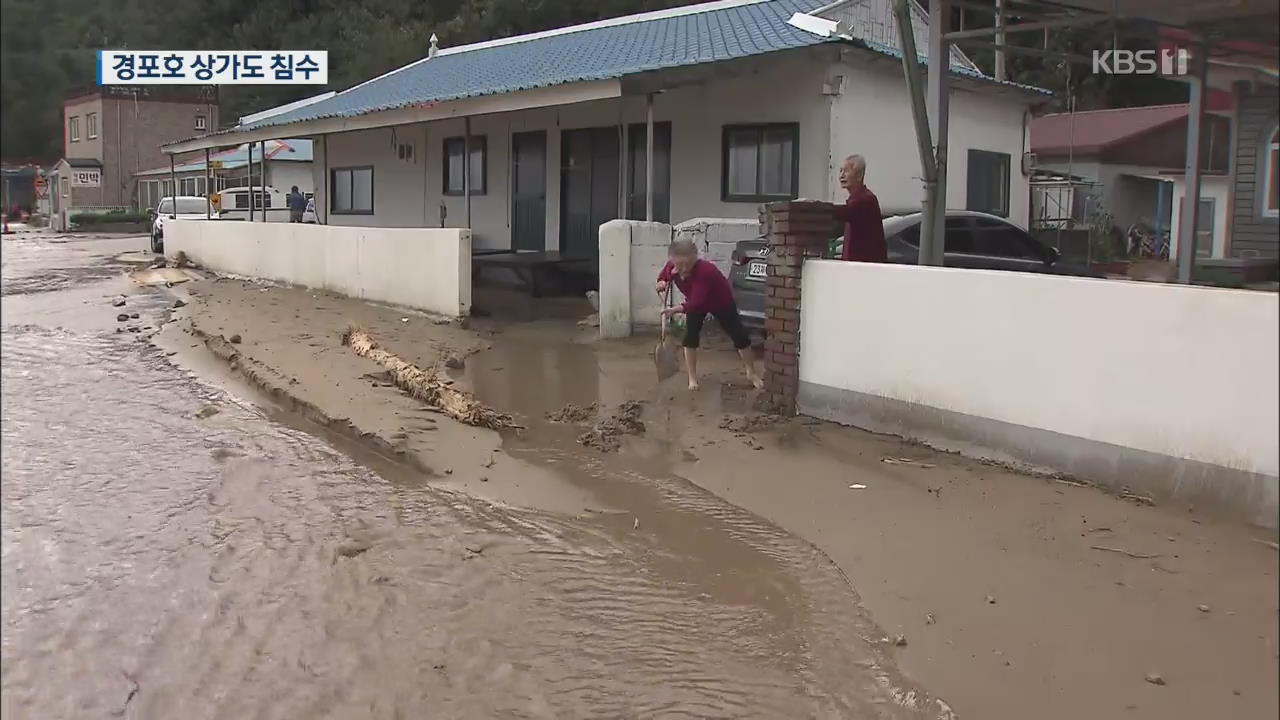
top-left (163, 78), bottom-right (622, 154)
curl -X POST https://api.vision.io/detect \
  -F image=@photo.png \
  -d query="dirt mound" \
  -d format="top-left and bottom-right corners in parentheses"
top-left (577, 400), bottom-right (645, 452)
top-left (547, 403), bottom-right (599, 424)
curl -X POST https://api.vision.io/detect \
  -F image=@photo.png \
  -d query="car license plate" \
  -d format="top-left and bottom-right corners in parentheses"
top-left (747, 261), bottom-right (767, 279)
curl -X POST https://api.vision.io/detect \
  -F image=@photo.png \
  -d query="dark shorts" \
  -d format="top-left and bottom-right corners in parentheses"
top-left (683, 304), bottom-right (751, 350)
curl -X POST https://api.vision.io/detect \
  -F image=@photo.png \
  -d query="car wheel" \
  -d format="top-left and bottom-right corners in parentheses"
top-left (150, 234), bottom-right (162, 254)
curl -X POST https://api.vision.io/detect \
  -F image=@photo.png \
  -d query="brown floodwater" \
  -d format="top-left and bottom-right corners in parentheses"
top-left (1, 232), bottom-right (946, 719)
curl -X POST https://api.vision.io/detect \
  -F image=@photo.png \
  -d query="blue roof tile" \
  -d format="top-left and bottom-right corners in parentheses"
top-left (244, 0), bottom-right (833, 130)
top-left (233, 0), bottom-right (1044, 135)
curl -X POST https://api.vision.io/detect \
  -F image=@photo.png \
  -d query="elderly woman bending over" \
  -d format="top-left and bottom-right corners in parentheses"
top-left (656, 238), bottom-right (763, 391)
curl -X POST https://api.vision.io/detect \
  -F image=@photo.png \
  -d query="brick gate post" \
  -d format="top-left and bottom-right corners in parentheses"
top-left (761, 201), bottom-right (836, 414)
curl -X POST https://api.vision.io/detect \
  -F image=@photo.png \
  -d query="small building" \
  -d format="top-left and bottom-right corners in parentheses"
top-left (48, 86), bottom-right (219, 229)
top-left (133, 139), bottom-right (314, 211)
top-left (1029, 100), bottom-right (1233, 254)
top-left (164, 0), bottom-right (1046, 258)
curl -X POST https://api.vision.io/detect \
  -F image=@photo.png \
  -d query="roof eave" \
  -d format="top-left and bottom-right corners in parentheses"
top-left (163, 78), bottom-right (624, 154)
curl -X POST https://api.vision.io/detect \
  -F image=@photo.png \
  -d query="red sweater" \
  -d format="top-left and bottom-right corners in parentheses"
top-left (658, 259), bottom-right (735, 314)
top-left (833, 186), bottom-right (888, 263)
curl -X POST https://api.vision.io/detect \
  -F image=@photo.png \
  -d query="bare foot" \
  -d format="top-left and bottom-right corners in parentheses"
top-left (688, 380), bottom-right (701, 391)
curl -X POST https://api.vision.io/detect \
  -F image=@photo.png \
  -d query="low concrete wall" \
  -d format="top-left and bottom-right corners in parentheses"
top-left (166, 220), bottom-right (471, 317)
top-left (598, 219), bottom-right (673, 338)
top-left (797, 260), bottom-right (1280, 527)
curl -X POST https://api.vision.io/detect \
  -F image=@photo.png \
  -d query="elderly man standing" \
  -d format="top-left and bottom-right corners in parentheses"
top-left (832, 155), bottom-right (887, 263)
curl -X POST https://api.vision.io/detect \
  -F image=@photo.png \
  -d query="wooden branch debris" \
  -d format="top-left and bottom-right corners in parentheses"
top-left (1090, 545), bottom-right (1161, 560)
top-left (341, 325), bottom-right (520, 430)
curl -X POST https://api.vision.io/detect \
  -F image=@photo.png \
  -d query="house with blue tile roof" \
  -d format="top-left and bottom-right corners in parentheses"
top-left (164, 0), bottom-right (1046, 258)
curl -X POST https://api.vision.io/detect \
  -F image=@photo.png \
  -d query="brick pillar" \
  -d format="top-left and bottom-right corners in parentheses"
top-left (762, 200), bottom-right (835, 414)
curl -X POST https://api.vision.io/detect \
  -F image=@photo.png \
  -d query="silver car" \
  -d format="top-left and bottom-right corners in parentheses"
top-left (729, 210), bottom-right (1096, 334)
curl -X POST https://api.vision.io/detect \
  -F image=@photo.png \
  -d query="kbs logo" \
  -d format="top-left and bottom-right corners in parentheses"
top-left (1092, 48), bottom-right (1190, 76)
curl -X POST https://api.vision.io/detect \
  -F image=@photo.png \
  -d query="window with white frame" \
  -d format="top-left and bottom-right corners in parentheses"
top-left (69, 116), bottom-right (80, 142)
top-left (86, 113), bottom-right (98, 139)
top-left (195, 114), bottom-right (207, 131)
top-left (1264, 125), bottom-right (1278, 217)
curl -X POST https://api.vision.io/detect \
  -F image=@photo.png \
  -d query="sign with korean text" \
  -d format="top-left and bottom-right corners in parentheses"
top-left (98, 51), bottom-right (328, 85)
top-left (70, 169), bottom-right (102, 187)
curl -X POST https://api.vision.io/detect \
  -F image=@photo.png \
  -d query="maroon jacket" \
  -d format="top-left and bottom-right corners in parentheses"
top-left (833, 186), bottom-right (888, 263)
top-left (658, 259), bottom-right (735, 314)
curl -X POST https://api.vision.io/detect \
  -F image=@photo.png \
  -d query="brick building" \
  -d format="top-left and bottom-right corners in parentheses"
top-left (48, 86), bottom-right (219, 229)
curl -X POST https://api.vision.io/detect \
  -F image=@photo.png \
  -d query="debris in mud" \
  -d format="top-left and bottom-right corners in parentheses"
top-left (925, 612), bottom-right (936, 625)
top-left (985, 595), bottom-right (998, 605)
top-left (116, 313), bottom-right (129, 322)
top-left (195, 405), bottom-right (220, 419)
top-left (173, 251), bottom-right (191, 268)
top-left (172, 299), bottom-right (187, 309)
top-left (229, 334), bottom-right (242, 344)
top-left (849, 484), bottom-right (868, 490)
top-left (1118, 487), bottom-right (1156, 506)
top-left (149, 257), bottom-right (167, 269)
top-left (1197, 604), bottom-right (1211, 613)
top-left (1144, 672), bottom-right (1166, 686)
top-left (577, 400), bottom-right (645, 453)
top-left (718, 413), bottom-right (781, 433)
top-left (342, 326), bottom-right (520, 430)
top-left (111, 296), bottom-right (127, 307)
top-left (882, 457), bottom-right (936, 469)
top-left (129, 312), bottom-right (139, 319)
top-left (1090, 545), bottom-right (1161, 560)
top-left (547, 403), bottom-right (599, 424)
top-left (336, 541), bottom-right (371, 558)
top-left (1253, 539), bottom-right (1280, 551)
top-left (443, 353), bottom-right (465, 370)
top-left (893, 634), bottom-right (908, 647)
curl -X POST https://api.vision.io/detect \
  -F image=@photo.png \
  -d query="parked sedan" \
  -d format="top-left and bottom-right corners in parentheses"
top-left (150, 196), bottom-right (216, 253)
top-left (729, 210), bottom-right (1096, 332)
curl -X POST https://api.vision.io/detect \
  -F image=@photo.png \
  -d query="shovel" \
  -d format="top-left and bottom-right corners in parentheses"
top-left (654, 287), bottom-right (679, 381)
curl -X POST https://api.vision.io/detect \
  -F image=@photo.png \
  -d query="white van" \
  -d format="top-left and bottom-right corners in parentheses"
top-left (215, 186), bottom-right (289, 222)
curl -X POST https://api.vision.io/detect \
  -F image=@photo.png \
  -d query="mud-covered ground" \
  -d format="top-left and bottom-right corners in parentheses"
top-left (3, 231), bottom-right (946, 719)
top-left (3, 230), bottom-right (1277, 720)
top-left (178, 272), bottom-right (1279, 720)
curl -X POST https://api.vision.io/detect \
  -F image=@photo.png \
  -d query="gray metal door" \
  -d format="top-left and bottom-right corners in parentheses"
top-left (560, 127), bottom-right (619, 259)
top-left (512, 131), bottom-right (546, 252)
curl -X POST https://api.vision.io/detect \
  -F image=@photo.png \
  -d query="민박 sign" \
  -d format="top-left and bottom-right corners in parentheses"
top-left (70, 169), bottom-right (101, 187)
top-left (98, 51), bottom-right (328, 85)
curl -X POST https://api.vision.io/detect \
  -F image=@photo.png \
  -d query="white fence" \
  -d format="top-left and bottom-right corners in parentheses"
top-left (798, 260), bottom-right (1280, 526)
top-left (165, 220), bottom-right (471, 317)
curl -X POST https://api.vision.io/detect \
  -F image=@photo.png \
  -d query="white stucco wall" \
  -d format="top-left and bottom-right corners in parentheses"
top-left (1169, 175), bottom-right (1231, 259)
top-left (799, 260), bottom-right (1280, 481)
top-left (165, 219), bottom-right (471, 317)
top-left (307, 52), bottom-right (1034, 252)
top-left (598, 219), bottom-right (675, 338)
top-left (310, 52), bottom-right (831, 250)
top-left (829, 58), bottom-right (1034, 226)
top-left (267, 162), bottom-right (314, 196)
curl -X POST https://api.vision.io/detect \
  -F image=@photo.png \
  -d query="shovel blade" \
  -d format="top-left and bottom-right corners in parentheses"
top-left (654, 340), bottom-right (679, 381)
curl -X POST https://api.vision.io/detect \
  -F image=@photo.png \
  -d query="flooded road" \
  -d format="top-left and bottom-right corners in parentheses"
top-left (1, 232), bottom-right (942, 719)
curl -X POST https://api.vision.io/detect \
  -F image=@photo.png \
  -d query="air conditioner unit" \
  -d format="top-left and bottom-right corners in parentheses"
top-left (1022, 151), bottom-right (1038, 176)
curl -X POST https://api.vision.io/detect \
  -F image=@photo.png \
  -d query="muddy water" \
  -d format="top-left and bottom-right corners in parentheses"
top-left (2, 233), bottom-right (942, 719)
